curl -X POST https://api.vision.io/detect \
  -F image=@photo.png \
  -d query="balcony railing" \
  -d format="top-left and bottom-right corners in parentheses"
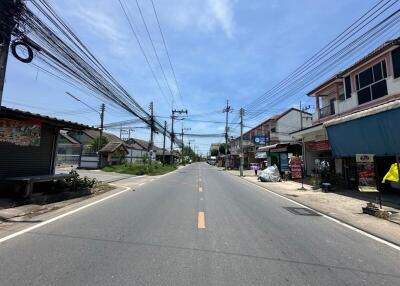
top-left (319, 104), bottom-right (335, 119)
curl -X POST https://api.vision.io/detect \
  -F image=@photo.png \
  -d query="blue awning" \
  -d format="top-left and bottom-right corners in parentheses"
top-left (325, 105), bottom-right (400, 157)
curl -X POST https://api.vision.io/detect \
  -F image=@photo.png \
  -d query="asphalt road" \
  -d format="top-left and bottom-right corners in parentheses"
top-left (1, 163), bottom-right (400, 285)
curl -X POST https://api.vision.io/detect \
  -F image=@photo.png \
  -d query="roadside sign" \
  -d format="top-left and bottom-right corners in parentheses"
top-left (356, 154), bottom-right (377, 192)
top-left (290, 157), bottom-right (302, 179)
top-left (253, 135), bottom-right (267, 145)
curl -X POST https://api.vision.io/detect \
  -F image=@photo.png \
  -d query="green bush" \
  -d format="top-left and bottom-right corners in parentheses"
top-left (65, 170), bottom-right (97, 190)
top-left (103, 162), bottom-right (176, 176)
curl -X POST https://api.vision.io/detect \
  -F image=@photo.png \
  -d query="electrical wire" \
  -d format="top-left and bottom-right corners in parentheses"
top-left (116, 0), bottom-right (171, 110)
top-left (11, 0), bottom-right (174, 140)
top-left (133, 0), bottom-right (175, 106)
top-left (150, 0), bottom-right (185, 109)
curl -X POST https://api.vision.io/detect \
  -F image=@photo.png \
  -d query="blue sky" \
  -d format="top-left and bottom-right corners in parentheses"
top-left (2, 0), bottom-right (387, 154)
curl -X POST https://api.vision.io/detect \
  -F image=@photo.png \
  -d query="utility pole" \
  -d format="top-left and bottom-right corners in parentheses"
top-left (181, 127), bottom-right (184, 161)
top-left (299, 101), bottom-right (311, 131)
top-left (0, 0), bottom-right (19, 106)
top-left (66, 92), bottom-right (106, 167)
top-left (162, 120), bottom-right (167, 165)
top-left (300, 101), bottom-right (303, 130)
top-left (170, 113), bottom-right (174, 164)
top-left (170, 109), bottom-right (187, 164)
top-left (98, 103), bottom-right (105, 168)
top-left (99, 104), bottom-right (105, 151)
top-left (181, 127), bottom-right (191, 163)
top-left (223, 100), bottom-right (232, 170)
top-left (240, 108), bottom-right (244, 177)
top-left (148, 102), bottom-right (154, 165)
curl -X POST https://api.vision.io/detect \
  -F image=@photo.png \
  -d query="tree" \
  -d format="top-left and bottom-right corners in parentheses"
top-left (90, 136), bottom-right (108, 152)
top-left (218, 144), bottom-right (226, 155)
top-left (210, 149), bottom-right (219, 156)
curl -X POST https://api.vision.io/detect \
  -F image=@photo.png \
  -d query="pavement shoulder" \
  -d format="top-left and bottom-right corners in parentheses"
top-left (0, 185), bottom-right (131, 239)
top-left (226, 170), bottom-right (400, 247)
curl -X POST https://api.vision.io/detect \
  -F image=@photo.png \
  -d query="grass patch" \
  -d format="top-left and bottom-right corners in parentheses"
top-left (103, 162), bottom-right (177, 176)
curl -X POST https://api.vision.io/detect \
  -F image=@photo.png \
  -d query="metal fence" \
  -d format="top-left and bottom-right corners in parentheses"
top-left (56, 154), bottom-right (80, 166)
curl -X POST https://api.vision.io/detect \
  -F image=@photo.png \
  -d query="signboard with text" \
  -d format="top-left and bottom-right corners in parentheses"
top-left (0, 118), bottom-right (41, 146)
top-left (356, 154), bottom-right (377, 192)
top-left (280, 153), bottom-right (289, 171)
top-left (306, 140), bottom-right (330, 151)
top-left (255, 151), bottom-right (267, 159)
top-left (253, 135), bottom-right (267, 145)
top-left (290, 157), bottom-right (302, 179)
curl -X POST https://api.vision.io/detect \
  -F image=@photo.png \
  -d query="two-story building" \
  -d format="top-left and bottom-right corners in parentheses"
top-left (230, 108), bottom-right (312, 171)
top-left (292, 37), bottom-right (400, 190)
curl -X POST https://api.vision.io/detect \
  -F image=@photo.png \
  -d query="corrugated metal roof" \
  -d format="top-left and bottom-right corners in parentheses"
top-left (0, 106), bottom-right (96, 130)
top-left (59, 130), bottom-right (80, 144)
top-left (100, 142), bottom-right (128, 153)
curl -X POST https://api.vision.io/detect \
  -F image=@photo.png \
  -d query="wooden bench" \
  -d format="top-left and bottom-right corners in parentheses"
top-left (6, 173), bottom-right (73, 198)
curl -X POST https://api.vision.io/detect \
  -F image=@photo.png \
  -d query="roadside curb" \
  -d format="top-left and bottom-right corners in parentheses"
top-left (226, 171), bottom-right (400, 249)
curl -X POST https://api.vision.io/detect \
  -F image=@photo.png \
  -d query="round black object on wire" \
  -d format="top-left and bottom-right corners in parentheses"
top-left (11, 41), bottom-right (34, 63)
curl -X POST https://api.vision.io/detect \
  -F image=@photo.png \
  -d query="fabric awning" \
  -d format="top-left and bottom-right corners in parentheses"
top-left (324, 101), bottom-right (400, 157)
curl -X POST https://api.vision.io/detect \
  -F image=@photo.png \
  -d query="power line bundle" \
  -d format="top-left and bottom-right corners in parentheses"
top-left (230, 0), bottom-right (400, 130)
top-left (9, 0), bottom-right (173, 138)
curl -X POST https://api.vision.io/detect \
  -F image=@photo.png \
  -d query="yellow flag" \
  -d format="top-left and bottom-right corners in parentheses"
top-left (382, 163), bottom-right (399, 183)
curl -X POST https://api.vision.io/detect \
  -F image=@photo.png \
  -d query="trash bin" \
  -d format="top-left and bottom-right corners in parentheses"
top-left (322, 182), bottom-right (331, 193)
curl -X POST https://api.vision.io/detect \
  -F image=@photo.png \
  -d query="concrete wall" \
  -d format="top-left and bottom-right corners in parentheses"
top-left (276, 110), bottom-right (312, 142)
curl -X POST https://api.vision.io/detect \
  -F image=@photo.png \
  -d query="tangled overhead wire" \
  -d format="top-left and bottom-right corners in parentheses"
top-left (5, 0), bottom-right (173, 138)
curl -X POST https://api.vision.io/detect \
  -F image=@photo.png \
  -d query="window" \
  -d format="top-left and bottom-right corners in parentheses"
top-left (344, 76), bottom-right (352, 99)
top-left (392, 47), bottom-right (400, 79)
top-left (355, 60), bottom-right (388, 104)
top-left (271, 127), bottom-right (276, 133)
top-left (358, 68), bottom-right (373, 88)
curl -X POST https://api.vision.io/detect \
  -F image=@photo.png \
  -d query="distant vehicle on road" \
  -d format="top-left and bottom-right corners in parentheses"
top-left (207, 156), bottom-right (217, 165)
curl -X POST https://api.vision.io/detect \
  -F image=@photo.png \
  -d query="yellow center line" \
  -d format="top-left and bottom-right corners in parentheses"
top-left (197, 212), bottom-right (206, 229)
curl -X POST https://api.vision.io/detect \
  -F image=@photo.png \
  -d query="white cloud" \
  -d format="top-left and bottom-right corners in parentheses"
top-left (157, 0), bottom-right (236, 39)
top-left (206, 0), bottom-right (235, 38)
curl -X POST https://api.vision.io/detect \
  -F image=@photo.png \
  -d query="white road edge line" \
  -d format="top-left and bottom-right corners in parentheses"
top-left (246, 180), bottom-right (400, 252)
top-left (0, 186), bottom-right (131, 245)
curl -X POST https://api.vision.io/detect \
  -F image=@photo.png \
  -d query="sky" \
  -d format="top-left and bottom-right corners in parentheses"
top-left (2, 0), bottom-right (389, 155)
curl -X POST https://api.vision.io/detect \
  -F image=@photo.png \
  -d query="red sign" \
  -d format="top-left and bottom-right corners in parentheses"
top-left (306, 140), bottom-right (330, 151)
top-left (290, 157), bottom-right (302, 179)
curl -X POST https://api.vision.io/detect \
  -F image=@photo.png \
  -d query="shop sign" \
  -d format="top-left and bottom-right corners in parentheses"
top-left (253, 135), bottom-right (267, 145)
top-left (290, 156), bottom-right (302, 179)
top-left (280, 153), bottom-right (289, 171)
top-left (271, 147), bottom-right (287, 153)
top-left (249, 162), bottom-right (260, 170)
top-left (356, 154), bottom-right (374, 163)
top-left (356, 154), bottom-right (378, 192)
top-left (0, 118), bottom-right (41, 146)
top-left (255, 151), bottom-right (267, 159)
top-left (306, 140), bottom-right (330, 151)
